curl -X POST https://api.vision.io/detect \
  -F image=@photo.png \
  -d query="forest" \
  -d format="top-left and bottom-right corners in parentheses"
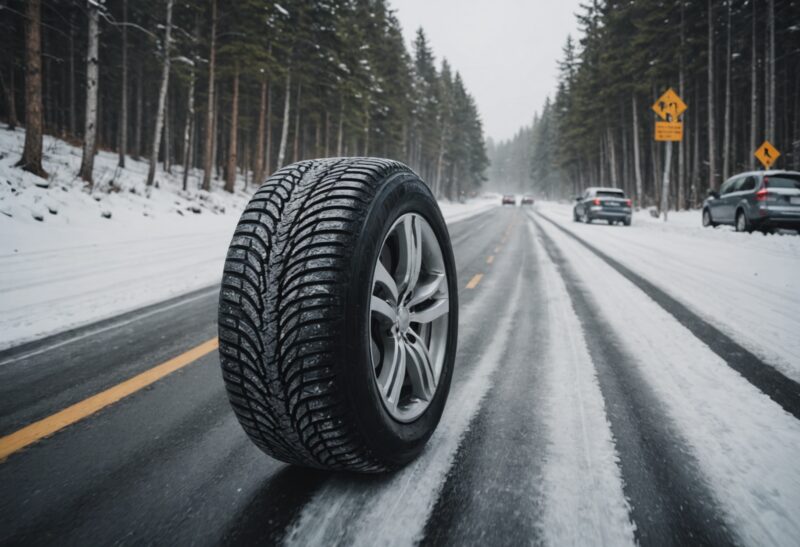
top-left (489, 0), bottom-right (800, 210)
top-left (0, 0), bottom-right (488, 200)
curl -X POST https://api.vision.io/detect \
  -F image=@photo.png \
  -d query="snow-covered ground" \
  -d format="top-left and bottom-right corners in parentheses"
top-left (0, 128), bottom-right (496, 350)
top-left (535, 201), bottom-right (800, 383)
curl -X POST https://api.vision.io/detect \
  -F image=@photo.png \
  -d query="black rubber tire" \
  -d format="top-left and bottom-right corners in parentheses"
top-left (735, 209), bottom-right (752, 233)
top-left (218, 158), bottom-right (458, 473)
top-left (702, 208), bottom-right (716, 228)
top-left (623, 217), bottom-right (631, 226)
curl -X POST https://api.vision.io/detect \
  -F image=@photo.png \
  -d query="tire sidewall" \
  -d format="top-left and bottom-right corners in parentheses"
top-left (340, 170), bottom-right (458, 467)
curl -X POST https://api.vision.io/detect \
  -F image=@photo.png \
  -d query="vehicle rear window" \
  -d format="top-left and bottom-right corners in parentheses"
top-left (767, 175), bottom-right (800, 190)
top-left (596, 191), bottom-right (625, 198)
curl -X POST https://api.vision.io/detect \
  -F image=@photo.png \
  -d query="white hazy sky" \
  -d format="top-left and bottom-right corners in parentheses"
top-left (391, 0), bottom-right (583, 143)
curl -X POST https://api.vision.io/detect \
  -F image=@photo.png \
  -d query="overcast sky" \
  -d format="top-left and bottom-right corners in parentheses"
top-left (391, 0), bottom-right (583, 143)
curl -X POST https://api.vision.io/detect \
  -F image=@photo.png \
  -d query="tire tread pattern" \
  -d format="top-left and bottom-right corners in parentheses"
top-left (219, 157), bottom-right (407, 472)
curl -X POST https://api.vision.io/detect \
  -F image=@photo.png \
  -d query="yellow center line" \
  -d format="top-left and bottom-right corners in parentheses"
top-left (0, 337), bottom-right (219, 462)
top-left (465, 273), bottom-right (483, 289)
top-left (486, 255), bottom-right (494, 264)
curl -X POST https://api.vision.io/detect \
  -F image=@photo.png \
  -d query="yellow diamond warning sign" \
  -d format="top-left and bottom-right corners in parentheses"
top-left (652, 88), bottom-right (687, 121)
top-left (754, 141), bottom-right (780, 169)
top-left (655, 121), bottom-right (683, 142)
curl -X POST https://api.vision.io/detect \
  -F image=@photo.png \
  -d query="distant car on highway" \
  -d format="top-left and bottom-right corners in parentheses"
top-left (573, 187), bottom-right (632, 225)
top-left (502, 195), bottom-right (516, 206)
top-left (521, 195), bottom-right (535, 206)
top-left (703, 170), bottom-right (800, 233)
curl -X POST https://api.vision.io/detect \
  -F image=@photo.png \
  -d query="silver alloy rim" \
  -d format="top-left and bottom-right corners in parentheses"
top-left (370, 213), bottom-right (449, 422)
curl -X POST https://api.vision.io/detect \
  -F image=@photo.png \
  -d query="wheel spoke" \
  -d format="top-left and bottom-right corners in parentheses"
top-left (405, 331), bottom-right (436, 400)
top-left (373, 260), bottom-right (398, 302)
top-left (371, 295), bottom-right (396, 324)
top-left (410, 298), bottom-right (448, 324)
top-left (398, 215), bottom-right (422, 298)
top-left (379, 339), bottom-right (406, 411)
top-left (408, 273), bottom-right (445, 307)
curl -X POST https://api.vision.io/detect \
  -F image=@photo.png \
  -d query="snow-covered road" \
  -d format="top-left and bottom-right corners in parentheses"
top-left (2, 204), bottom-right (799, 545)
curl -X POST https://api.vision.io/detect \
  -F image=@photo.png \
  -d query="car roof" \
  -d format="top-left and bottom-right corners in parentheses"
top-left (586, 187), bottom-right (625, 193)
top-left (726, 170), bottom-right (800, 178)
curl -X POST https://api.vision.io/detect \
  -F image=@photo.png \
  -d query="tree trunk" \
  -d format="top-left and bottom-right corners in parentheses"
top-left (3, 65), bottom-right (18, 130)
top-left (766, 0), bottom-right (775, 142)
top-left (692, 85), bottom-right (701, 206)
top-left (336, 94), bottom-right (344, 156)
top-left (265, 78), bottom-right (272, 177)
top-left (707, 0), bottom-right (717, 190)
top-left (181, 19), bottom-right (197, 192)
top-left (722, 0), bottom-right (732, 181)
top-left (678, 0), bottom-right (686, 210)
top-left (277, 70), bottom-right (291, 169)
top-left (750, 0), bottom-right (758, 172)
top-left (78, 1), bottom-right (100, 185)
top-left (146, 0), bottom-right (174, 187)
top-left (68, 11), bottom-right (76, 135)
top-left (163, 92), bottom-right (171, 173)
top-left (134, 56), bottom-right (143, 160)
top-left (363, 99), bottom-right (370, 156)
top-left (17, 0), bottom-right (47, 179)
top-left (324, 110), bottom-right (330, 156)
top-left (202, 0), bottom-right (217, 191)
top-left (292, 81), bottom-right (302, 163)
top-left (254, 75), bottom-right (267, 184)
top-left (224, 64), bottom-right (239, 193)
top-left (632, 95), bottom-right (643, 207)
top-left (608, 126), bottom-right (618, 186)
top-left (118, 0), bottom-right (128, 167)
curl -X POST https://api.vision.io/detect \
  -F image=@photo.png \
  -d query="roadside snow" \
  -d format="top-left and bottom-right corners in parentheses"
top-left (534, 215), bottom-right (800, 545)
top-left (535, 201), bottom-right (800, 382)
top-left (0, 128), bottom-right (495, 350)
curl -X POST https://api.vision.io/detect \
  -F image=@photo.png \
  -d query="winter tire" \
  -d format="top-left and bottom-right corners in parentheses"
top-left (218, 158), bottom-right (458, 472)
top-left (623, 217), bottom-right (631, 226)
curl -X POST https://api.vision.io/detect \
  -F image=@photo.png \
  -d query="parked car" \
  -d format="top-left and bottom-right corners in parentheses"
top-left (521, 195), bottom-right (535, 206)
top-left (502, 195), bottom-right (516, 206)
top-left (703, 170), bottom-right (800, 233)
top-left (573, 187), bottom-right (632, 225)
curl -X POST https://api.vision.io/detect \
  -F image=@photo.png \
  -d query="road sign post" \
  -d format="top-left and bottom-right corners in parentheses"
top-left (652, 88), bottom-right (687, 222)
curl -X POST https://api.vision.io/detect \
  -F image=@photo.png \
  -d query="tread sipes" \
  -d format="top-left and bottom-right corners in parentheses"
top-left (218, 157), bottom-right (407, 471)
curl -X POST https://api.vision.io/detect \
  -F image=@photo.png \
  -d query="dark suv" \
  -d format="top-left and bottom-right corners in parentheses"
top-left (703, 171), bottom-right (800, 233)
top-left (573, 187), bottom-right (632, 225)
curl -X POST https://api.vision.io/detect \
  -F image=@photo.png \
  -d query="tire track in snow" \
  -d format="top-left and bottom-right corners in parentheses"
top-left (532, 215), bottom-right (736, 545)
top-left (535, 211), bottom-right (800, 421)
top-left (283, 225), bottom-right (526, 547)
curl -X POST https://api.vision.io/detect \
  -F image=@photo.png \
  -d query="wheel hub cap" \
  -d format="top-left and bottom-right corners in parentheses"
top-left (369, 213), bottom-right (450, 422)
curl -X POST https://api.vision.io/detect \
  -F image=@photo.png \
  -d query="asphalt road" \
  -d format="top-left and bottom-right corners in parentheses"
top-left (1, 206), bottom-right (798, 546)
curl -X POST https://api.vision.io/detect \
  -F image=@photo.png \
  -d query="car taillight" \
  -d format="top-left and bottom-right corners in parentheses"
top-left (593, 198), bottom-right (601, 205)
top-left (756, 188), bottom-right (768, 201)
top-left (625, 199), bottom-right (632, 207)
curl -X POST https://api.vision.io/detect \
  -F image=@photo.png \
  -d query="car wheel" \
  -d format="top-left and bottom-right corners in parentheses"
top-left (702, 208), bottom-right (717, 228)
top-left (573, 209), bottom-right (579, 222)
top-left (735, 210), bottom-right (752, 233)
top-left (218, 158), bottom-right (458, 472)
top-left (623, 217), bottom-right (631, 226)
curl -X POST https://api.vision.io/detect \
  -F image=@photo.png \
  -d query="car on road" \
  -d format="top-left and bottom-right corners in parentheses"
top-left (573, 187), bottom-right (632, 225)
top-left (502, 195), bottom-right (516, 206)
top-left (521, 195), bottom-right (535, 206)
top-left (703, 170), bottom-right (800, 233)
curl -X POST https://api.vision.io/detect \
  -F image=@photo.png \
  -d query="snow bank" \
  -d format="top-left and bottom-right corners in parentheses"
top-left (535, 201), bottom-right (800, 382)
top-left (0, 128), bottom-right (494, 350)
